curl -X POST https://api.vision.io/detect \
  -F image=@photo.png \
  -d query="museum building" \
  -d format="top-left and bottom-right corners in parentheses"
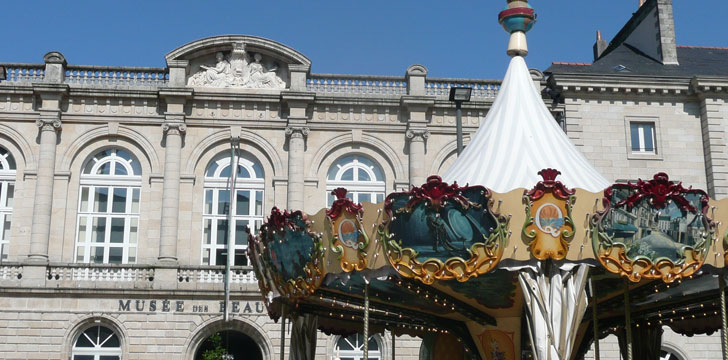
top-left (0, 0), bottom-right (727, 359)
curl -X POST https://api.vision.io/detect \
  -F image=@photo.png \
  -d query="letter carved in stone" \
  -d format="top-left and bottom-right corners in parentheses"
top-left (187, 42), bottom-right (288, 89)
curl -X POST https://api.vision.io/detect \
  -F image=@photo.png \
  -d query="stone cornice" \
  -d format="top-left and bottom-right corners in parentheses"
top-left (400, 95), bottom-right (436, 108)
top-left (158, 88), bottom-right (194, 99)
top-left (549, 73), bottom-right (694, 96)
top-left (691, 77), bottom-right (728, 95)
top-left (280, 91), bottom-right (315, 103)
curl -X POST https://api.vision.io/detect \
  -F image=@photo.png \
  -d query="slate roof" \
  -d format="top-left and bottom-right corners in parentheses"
top-left (546, 45), bottom-right (728, 78)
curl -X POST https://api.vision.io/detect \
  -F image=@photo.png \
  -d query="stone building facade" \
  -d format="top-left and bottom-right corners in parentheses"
top-left (0, 35), bottom-right (506, 359)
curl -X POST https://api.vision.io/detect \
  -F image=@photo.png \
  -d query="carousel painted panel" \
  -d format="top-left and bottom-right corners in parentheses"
top-left (381, 176), bottom-right (508, 284)
top-left (590, 173), bottom-right (716, 283)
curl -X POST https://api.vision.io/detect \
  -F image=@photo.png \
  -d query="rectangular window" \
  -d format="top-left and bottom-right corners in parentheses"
top-left (630, 122), bottom-right (656, 153)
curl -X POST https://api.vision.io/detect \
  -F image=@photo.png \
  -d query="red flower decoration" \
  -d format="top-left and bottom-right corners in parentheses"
top-left (524, 168), bottom-right (575, 201)
top-left (404, 175), bottom-right (475, 211)
top-left (612, 172), bottom-right (705, 212)
top-left (326, 188), bottom-right (363, 219)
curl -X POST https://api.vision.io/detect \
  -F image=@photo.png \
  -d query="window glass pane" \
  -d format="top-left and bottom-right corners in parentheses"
top-left (220, 165), bottom-right (232, 178)
top-left (100, 356), bottom-right (120, 360)
top-left (129, 157), bottom-right (142, 176)
top-left (206, 161), bottom-right (219, 177)
top-left (91, 246), bottom-right (105, 263)
top-left (76, 246), bottom-right (84, 262)
top-left (204, 189), bottom-right (213, 214)
top-left (359, 193), bottom-right (371, 203)
top-left (376, 193), bottom-right (384, 203)
top-left (108, 247), bottom-right (122, 264)
top-left (92, 217), bottom-right (106, 243)
top-left (114, 163), bottom-right (128, 176)
top-left (93, 188), bottom-right (109, 213)
top-left (236, 220), bottom-right (249, 245)
top-left (644, 124), bottom-right (655, 152)
top-left (236, 191), bottom-right (250, 216)
top-left (73, 356), bottom-right (94, 360)
top-left (80, 187), bottom-right (90, 212)
top-left (5, 183), bottom-right (13, 208)
top-left (96, 161), bottom-right (111, 175)
top-left (202, 248), bottom-right (211, 264)
top-left (216, 249), bottom-right (227, 266)
top-left (2, 215), bottom-right (11, 241)
top-left (346, 192), bottom-right (354, 201)
top-left (255, 191), bottom-right (263, 215)
top-left (109, 218), bottom-right (125, 243)
top-left (234, 249), bottom-right (248, 266)
top-left (111, 188), bottom-right (127, 213)
top-left (327, 193), bottom-right (335, 207)
top-left (77, 217), bottom-right (88, 243)
top-left (1, 243), bottom-right (7, 260)
top-left (203, 219), bottom-right (212, 245)
top-left (129, 218), bottom-right (138, 244)
top-left (252, 161), bottom-right (264, 179)
top-left (367, 336), bottom-right (379, 349)
top-left (237, 164), bottom-right (251, 178)
top-left (216, 220), bottom-right (228, 245)
top-left (341, 168), bottom-right (354, 181)
top-left (358, 168), bottom-right (371, 181)
top-left (74, 333), bottom-right (94, 347)
top-left (130, 188), bottom-right (140, 213)
top-left (217, 190), bottom-right (230, 215)
top-left (630, 123), bottom-right (641, 151)
top-left (128, 247), bottom-right (136, 263)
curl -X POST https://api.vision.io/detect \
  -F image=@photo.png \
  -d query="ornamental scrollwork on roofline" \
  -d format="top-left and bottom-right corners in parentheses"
top-left (589, 172), bottom-right (716, 283)
top-left (187, 42), bottom-right (288, 89)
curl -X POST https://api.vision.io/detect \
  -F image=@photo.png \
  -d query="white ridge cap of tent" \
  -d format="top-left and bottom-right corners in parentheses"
top-left (442, 56), bottom-right (610, 193)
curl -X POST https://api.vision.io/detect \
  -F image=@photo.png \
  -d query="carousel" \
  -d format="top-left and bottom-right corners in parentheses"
top-left (246, 1), bottom-right (728, 359)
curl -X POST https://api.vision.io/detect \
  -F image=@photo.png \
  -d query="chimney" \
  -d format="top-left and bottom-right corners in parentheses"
top-left (656, 0), bottom-right (679, 65)
top-left (593, 30), bottom-right (608, 61)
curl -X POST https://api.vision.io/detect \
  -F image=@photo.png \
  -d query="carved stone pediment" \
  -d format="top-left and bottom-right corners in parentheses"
top-left (166, 35), bottom-right (311, 91)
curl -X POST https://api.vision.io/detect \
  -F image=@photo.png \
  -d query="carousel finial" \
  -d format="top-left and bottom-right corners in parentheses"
top-left (498, 0), bottom-right (537, 57)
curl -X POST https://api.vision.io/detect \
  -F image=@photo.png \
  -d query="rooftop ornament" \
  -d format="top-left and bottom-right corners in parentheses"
top-left (498, 0), bottom-right (537, 57)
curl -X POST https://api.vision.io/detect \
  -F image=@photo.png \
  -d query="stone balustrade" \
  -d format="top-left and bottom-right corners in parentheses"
top-left (0, 263), bottom-right (23, 280)
top-left (1, 63), bottom-right (45, 83)
top-left (177, 265), bottom-right (257, 284)
top-left (65, 65), bottom-right (168, 87)
top-left (46, 263), bottom-right (155, 282)
top-left (425, 77), bottom-right (501, 99)
top-left (307, 73), bottom-right (407, 95)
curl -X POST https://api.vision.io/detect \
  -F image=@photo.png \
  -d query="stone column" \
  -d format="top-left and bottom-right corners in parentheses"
top-left (406, 129), bottom-right (429, 187)
top-left (159, 120), bottom-right (186, 262)
top-left (285, 126), bottom-right (308, 210)
top-left (157, 89), bottom-right (192, 264)
top-left (28, 111), bottom-right (61, 261)
top-left (28, 52), bottom-right (67, 262)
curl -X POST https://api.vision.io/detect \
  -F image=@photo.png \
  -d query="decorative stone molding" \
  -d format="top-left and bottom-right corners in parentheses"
top-left (35, 115), bottom-right (61, 132)
top-left (285, 126), bottom-right (310, 138)
top-left (405, 129), bottom-right (430, 141)
top-left (161, 122), bottom-right (187, 135)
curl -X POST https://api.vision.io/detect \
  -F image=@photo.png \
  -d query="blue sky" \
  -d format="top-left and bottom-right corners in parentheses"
top-left (3, 1), bottom-right (727, 79)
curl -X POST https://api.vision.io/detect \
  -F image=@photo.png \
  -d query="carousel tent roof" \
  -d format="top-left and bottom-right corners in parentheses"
top-left (443, 56), bottom-right (610, 193)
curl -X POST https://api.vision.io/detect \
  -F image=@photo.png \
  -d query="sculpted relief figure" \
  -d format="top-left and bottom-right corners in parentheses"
top-left (186, 42), bottom-right (287, 89)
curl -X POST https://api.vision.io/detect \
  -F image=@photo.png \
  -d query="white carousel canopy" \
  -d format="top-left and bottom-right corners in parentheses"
top-left (443, 56), bottom-right (610, 193)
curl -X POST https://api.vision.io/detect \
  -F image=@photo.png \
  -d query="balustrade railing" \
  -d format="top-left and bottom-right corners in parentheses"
top-left (425, 78), bottom-right (501, 99)
top-left (1, 63), bottom-right (45, 83)
top-left (65, 65), bottom-right (168, 87)
top-left (46, 264), bottom-right (154, 282)
top-left (177, 266), bottom-right (256, 284)
top-left (0, 263), bottom-right (22, 280)
top-left (307, 74), bottom-right (407, 95)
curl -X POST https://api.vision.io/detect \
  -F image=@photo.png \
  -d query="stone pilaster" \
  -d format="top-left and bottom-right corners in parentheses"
top-left (285, 126), bottom-right (309, 210)
top-left (282, 92), bottom-right (314, 210)
top-left (694, 79), bottom-right (728, 199)
top-left (158, 89), bottom-right (192, 263)
top-left (406, 129), bottom-right (430, 187)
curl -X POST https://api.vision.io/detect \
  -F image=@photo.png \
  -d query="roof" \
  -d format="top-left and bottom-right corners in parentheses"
top-left (443, 56), bottom-right (610, 193)
top-left (546, 45), bottom-right (728, 77)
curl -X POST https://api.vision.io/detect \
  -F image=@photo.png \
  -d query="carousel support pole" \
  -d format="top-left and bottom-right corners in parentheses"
top-left (391, 330), bottom-right (395, 360)
top-left (624, 280), bottom-right (633, 360)
top-left (589, 278), bottom-right (600, 360)
top-left (280, 304), bottom-right (286, 360)
top-left (720, 274), bottom-right (728, 359)
top-left (363, 282), bottom-right (370, 359)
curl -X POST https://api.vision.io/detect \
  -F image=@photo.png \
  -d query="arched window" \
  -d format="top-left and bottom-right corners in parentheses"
top-left (76, 149), bottom-right (141, 264)
top-left (660, 348), bottom-right (685, 360)
top-left (202, 151), bottom-right (265, 266)
top-left (72, 325), bottom-right (122, 360)
top-left (326, 155), bottom-right (385, 206)
top-left (334, 333), bottom-right (381, 360)
top-left (0, 147), bottom-right (16, 261)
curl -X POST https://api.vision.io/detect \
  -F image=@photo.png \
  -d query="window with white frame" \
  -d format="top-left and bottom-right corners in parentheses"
top-left (202, 151), bottom-right (265, 266)
top-left (630, 122), bottom-right (656, 154)
top-left (334, 333), bottom-right (381, 360)
top-left (76, 149), bottom-right (141, 264)
top-left (0, 147), bottom-right (16, 261)
top-left (71, 325), bottom-right (122, 360)
top-left (326, 155), bottom-right (385, 206)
